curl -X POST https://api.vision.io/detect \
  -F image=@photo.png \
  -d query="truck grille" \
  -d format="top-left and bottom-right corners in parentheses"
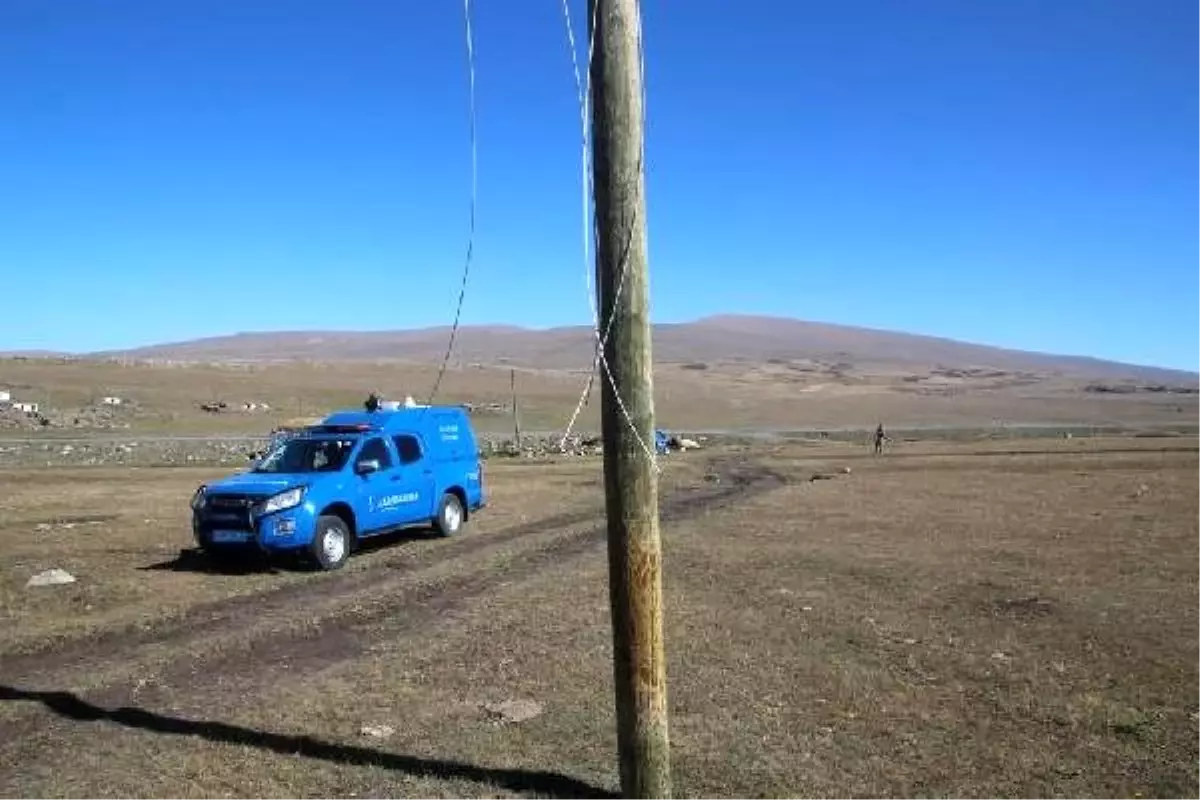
top-left (199, 493), bottom-right (262, 531)
top-left (208, 494), bottom-right (257, 509)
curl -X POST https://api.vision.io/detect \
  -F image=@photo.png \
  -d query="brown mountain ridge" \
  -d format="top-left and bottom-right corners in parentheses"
top-left (80, 315), bottom-right (1194, 384)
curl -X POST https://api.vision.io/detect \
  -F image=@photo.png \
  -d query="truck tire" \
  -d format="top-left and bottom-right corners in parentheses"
top-left (310, 514), bottom-right (351, 571)
top-left (433, 493), bottom-right (464, 538)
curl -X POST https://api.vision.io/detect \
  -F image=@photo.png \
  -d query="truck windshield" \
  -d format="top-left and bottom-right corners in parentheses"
top-left (253, 437), bottom-right (357, 474)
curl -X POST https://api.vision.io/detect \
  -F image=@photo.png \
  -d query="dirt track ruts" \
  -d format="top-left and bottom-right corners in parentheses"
top-left (0, 456), bottom-right (788, 741)
top-left (2, 505), bottom-right (609, 677)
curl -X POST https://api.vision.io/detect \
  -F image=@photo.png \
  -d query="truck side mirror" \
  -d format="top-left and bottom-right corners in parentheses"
top-left (355, 458), bottom-right (380, 475)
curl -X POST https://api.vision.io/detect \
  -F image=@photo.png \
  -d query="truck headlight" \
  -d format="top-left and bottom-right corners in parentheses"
top-left (261, 487), bottom-right (305, 514)
top-left (190, 485), bottom-right (207, 510)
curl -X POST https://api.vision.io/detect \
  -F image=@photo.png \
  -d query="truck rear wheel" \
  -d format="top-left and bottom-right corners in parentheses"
top-left (433, 493), bottom-right (464, 537)
top-left (310, 514), bottom-right (351, 571)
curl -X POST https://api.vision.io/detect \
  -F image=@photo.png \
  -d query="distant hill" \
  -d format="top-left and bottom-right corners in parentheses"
top-left (65, 315), bottom-right (1198, 385)
top-left (0, 349), bottom-right (70, 359)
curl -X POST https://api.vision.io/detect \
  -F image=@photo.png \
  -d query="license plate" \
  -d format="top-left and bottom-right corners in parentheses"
top-left (211, 529), bottom-right (252, 544)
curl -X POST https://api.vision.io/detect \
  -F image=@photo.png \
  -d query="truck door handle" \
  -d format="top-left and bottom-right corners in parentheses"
top-left (390, 475), bottom-right (402, 482)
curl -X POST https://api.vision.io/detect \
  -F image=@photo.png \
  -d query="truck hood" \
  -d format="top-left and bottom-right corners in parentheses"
top-left (206, 471), bottom-right (311, 496)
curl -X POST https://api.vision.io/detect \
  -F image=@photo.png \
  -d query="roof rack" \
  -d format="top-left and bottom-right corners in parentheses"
top-left (312, 422), bottom-right (377, 434)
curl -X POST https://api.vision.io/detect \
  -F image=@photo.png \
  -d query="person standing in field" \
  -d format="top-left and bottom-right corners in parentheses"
top-left (874, 423), bottom-right (887, 455)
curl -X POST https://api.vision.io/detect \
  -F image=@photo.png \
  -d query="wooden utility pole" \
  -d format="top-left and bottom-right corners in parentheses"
top-left (510, 368), bottom-right (521, 449)
top-left (589, 0), bottom-right (671, 796)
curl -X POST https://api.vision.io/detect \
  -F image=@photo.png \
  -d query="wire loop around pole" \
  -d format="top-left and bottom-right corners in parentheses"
top-left (558, 0), bottom-right (660, 472)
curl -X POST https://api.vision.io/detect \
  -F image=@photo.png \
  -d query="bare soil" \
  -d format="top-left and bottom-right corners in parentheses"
top-left (0, 437), bottom-right (1196, 797)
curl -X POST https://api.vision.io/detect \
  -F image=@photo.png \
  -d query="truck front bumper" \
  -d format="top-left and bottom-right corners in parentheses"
top-left (192, 509), bottom-right (316, 554)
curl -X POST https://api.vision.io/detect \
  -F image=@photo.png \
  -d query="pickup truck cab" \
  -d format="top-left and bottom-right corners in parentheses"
top-left (190, 406), bottom-right (486, 570)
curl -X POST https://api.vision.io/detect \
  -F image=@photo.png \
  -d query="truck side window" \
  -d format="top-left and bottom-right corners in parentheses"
top-left (392, 435), bottom-right (423, 465)
top-left (357, 437), bottom-right (393, 470)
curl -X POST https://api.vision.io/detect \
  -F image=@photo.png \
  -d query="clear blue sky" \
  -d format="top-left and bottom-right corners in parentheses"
top-left (1, 0), bottom-right (1196, 369)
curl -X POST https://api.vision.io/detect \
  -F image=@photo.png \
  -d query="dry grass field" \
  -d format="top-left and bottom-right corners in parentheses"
top-left (1, 356), bottom-right (1196, 437)
top-left (0, 436), bottom-right (1196, 797)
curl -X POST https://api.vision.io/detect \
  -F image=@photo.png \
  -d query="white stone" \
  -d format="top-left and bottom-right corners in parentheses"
top-left (359, 724), bottom-right (395, 739)
top-left (27, 568), bottom-right (76, 587)
top-left (482, 699), bottom-right (544, 724)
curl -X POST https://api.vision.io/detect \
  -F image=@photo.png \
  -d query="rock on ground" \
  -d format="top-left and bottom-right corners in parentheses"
top-left (359, 724), bottom-right (395, 739)
top-left (482, 699), bottom-right (544, 724)
top-left (27, 568), bottom-right (77, 587)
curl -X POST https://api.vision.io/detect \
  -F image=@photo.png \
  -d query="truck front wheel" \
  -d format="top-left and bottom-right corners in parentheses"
top-left (310, 514), bottom-right (351, 571)
top-left (433, 493), bottom-right (464, 537)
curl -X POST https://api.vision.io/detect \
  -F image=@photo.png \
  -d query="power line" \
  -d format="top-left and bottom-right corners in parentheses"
top-left (425, 0), bottom-right (479, 407)
top-left (558, 0), bottom-right (599, 443)
top-left (558, 0), bottom-right (659, 471)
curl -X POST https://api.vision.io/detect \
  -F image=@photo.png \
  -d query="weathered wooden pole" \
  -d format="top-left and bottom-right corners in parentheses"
top-left (510, 368), bottom-right (522, 448)
top-left (589, 0), bottom-right (671, 796)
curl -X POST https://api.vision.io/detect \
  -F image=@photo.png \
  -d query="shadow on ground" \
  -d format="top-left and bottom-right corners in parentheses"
top-left (140, 529), bottom-right (444, 575)
top-left (354, 527), bottom-right (440, 556)
top-left (139, 548), bottom-right (280, 575)
top-left (0, 684), bottom-right (616, 799)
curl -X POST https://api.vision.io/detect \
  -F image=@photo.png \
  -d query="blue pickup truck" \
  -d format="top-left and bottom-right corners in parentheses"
top-left (190, 406), bottom-right (486, 570)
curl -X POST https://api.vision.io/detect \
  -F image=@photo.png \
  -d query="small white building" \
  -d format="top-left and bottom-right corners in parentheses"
top-left (0, 390), bottom-right (10, 404)
top-left (100, 396), bottom-right (122, 406)
top-left (13, 402), bottom-right (38, 414)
